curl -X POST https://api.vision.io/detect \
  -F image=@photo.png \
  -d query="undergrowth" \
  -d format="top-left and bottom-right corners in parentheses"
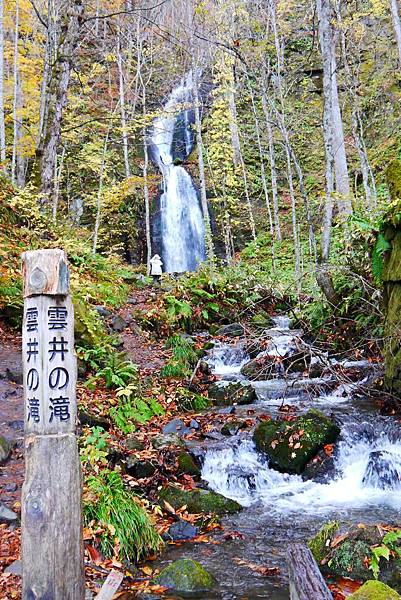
top-left (84, 470), bottom-right (163, 562)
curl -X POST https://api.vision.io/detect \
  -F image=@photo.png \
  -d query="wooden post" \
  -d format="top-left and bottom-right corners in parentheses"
top-left (21, 249), bottom-right (85, 600)
top-left (287, 544), bottom-right (333, 600)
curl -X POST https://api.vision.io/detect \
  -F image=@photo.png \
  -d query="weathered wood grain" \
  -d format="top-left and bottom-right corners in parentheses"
top-left (22, 249), bottom-right (84, 600)
top-left (22, 295), bottom-right (76, 435)
top-left (22, 249), bottom-right (69, 297)
top-left (22, 434), bottom-right (84, 600)
top-left (287, 544), bottom-right (333, 600)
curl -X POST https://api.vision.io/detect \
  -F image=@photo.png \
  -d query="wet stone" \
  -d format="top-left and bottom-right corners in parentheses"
top-left (8, 420), bottom-right (24, 431)
top-left (5, 368), bottom-right (23, 385)
top-left (163, 419), bottom-right (192, 436)
top-left (0, 503), bottom-right (18, 524)
top-left (110, 315), bottom-right (128, 332)
top-left (216, 323), bottom-right (245, 337)
top-left (3, 482), bottom-right (17, 492)
top-left (155, 558), bottom-right (216, 593)
top-left (163, 520), bottom-right (199, 541)
top-left (5, 560), bottom-right (21, 576)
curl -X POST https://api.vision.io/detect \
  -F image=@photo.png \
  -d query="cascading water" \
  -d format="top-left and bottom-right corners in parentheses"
top-left (149, 72), bottom-right (206, 273)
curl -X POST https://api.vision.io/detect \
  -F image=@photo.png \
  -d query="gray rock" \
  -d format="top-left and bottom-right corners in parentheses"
top-left (0, 436), bottom-right (11, 464)
top-left (208, 382), bottom-right (256, 406)
top-left (221, 420), bottom-right (247, 436)
top-left (94, 305), bottom-right (112, 318)
top-left (0, 503), bottom-right (18, 524)
top-left (189, 419), bottom-right (200, 430)
top-left (78, 410), bottom-right (110, 430)
top-left (4, 483), bottom-right (17, 492)
top-left (5, 368), bottom-right (23, 385)
top-left (162, 419), bottom-right (191, 436)
top-left (110, 315), bottom-right (128, 332)
top-left (85, 589), bottom-right (94, 600)
top-left (164, 520), bottom-right (199, 541)
top-left (8, 420), bottom-right (23, 431)
top-left (126, 435), bottom-right (145, 451)
top-left (152, 433), bottom-right (185, 449)
top-left (216, 323), bottom-right (245, 337)
top-left (5, 560), bottom-right (21, 575)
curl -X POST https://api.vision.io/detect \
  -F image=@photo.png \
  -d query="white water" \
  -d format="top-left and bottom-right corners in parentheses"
top-left (202, 315), bottom-right (399, 516)
top-left (202, 427), bottom-right (401, 513)
top-left (150, 72), bottom-right (206, 273)
top-left (207, 342), bottom-right (249, 376)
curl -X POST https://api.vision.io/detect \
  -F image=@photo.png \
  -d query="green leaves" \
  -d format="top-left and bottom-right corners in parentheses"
top-left (372, 233), bottom-right (391, 282)
top-left (369, 529), bottom-right (401, 579)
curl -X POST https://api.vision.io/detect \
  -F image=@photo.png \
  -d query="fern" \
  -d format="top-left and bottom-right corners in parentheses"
top-left (372, 233), bottom-right (391, 282)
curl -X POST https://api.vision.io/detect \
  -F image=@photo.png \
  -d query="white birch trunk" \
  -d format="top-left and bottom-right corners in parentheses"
top-left (390, 0), bottom-right (401, 66)
top-left (117, 29), bottom-right (131, 178)
top-left (317, 0), bottom-right (352, 217)
top-left (193, 65), bottom-right (215, 261)
top-left (0, 0), bottom-right (5, 167)
top-left (11, 0), bottom-right (20, 185)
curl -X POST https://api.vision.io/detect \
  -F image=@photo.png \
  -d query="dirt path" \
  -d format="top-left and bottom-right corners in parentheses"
top-left (0, 324), bottom-right (24, 507)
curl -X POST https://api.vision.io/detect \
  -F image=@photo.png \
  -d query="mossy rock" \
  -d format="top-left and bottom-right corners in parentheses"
top-left (382, 232), bottom-right (401, 282)
top-left (155, 558), bottom-right (216, 593)
top-left (327, 539), bottom-right (372, 581)
top-left (253, 410), bottom-right (340, 474)
top-left (208, 382), bottom-right (256, 406)
top-left (74, 297), bottom-right (106, 348)
top-left (0, 436), bottom-right (11, 464)
top-left (221, 420), bottom-right (247, 436)
top-left (349, 580), bottom-right (401, 599)
top-left (308, 521), bottom-right (340, 564)
top-left (159, 484), bottom-right (241, 515)
top-left (216, 323), bottom-right (245, 337)
top-left (383, 281), bottom-right (401, 392)
top-left (386, 159), bottom-right (401, 203)
top-left (177, 451), bottom-right (201, 476)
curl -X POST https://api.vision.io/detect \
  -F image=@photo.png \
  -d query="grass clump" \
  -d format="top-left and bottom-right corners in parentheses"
top-left (84, 470), bottom-right (163, 562)
top-left (161, 334), bottom-right (199, 379)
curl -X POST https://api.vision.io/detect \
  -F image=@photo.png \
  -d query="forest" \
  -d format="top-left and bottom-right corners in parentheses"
top-left (2, 0), bottom-right (401, 598)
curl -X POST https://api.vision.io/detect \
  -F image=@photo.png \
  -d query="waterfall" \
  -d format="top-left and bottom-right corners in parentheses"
top-left (149, 72), bottom-right (206, 274)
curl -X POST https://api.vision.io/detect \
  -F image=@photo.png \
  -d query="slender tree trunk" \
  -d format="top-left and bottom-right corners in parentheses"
top-left (52, 146), bottom-right (65, 221)
top-left (193, 65), bottom-right (215, 261)
top-left (227, 67), bottom-right (241, 167)
top-left (36, 0), bottom-right (84, 206)
top-left (117, 27), bottom-right (131, 178)
top-left (262, 93), bottom-right (282, 241)
top-left (390, 0), bottom-right (401, 66)
top-left (317, 0), bottom-right (352, 216)
top-left (0, 0), bottom-right (5, 168)
top-left (142, 87), bottom-right (152, 274)
top-left (11, 0), bottom-right (20, 185)
top-left (285, 144), bottom-right (301, 292)
top-left (93, 130), bottom-right (109, 255)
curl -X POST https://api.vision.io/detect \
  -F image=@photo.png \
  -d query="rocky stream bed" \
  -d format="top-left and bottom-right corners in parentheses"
top-left (1, 316), bottom-right (401, 599)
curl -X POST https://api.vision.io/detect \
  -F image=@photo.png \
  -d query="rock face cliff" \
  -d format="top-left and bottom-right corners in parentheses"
top-left (382, 160), bottom-right (401, 393)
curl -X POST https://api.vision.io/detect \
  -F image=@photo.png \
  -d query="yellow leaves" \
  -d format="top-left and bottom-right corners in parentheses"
top-left (370, 0), bottom-right (387, 17)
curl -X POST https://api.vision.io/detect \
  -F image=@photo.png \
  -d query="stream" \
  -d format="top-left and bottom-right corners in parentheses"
top-left (160, 317), bottom-right (401, 599)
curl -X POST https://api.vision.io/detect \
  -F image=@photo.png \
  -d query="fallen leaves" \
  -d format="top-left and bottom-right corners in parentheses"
top-left (233, 558), bottom-right (280, 577)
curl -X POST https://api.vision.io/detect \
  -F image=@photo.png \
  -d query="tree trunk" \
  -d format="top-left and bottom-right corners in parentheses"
top-left (316, 0), bottom-right (352, 217)
top-left (0, 0), bottom-right (5, 167)
top-left (193, 65), bottom-right (215, 262)
top-left (11, 0), bottom-right (20, 185)
top-left (93, 130), bottom-right (109, 255)
top-left (117, 27), bottom-right (131, 178)
top-left (261, 92), bottom-right (282, 241)
top-left (36, 0), bottom-right (84, 207)
top-left (390, 0), bottom-right (401, 66)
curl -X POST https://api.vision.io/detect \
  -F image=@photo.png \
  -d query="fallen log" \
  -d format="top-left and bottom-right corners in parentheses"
top-left (287, 543), bottom-right (333, 600)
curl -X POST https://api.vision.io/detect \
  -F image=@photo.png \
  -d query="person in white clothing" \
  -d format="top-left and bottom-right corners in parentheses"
top-left (150, 254), bottom-right (163, 282)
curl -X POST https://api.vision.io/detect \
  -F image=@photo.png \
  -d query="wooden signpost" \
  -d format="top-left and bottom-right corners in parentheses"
top-left (21, 249), bottom-right (85, 600)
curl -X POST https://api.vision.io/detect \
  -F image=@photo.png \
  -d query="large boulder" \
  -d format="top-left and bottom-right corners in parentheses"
top-left (155, 558), bottom-right (216, 594)
top-left (349, 580), bottom-right (401, 599)
top-left (253, 410), bottom-right (340, 474)
top-left (208, 382), bottom-right (256, 406)
top-left (159, 484), bottom-right (241, 515)
top-left (320, 524), bottom-right (401, 591)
